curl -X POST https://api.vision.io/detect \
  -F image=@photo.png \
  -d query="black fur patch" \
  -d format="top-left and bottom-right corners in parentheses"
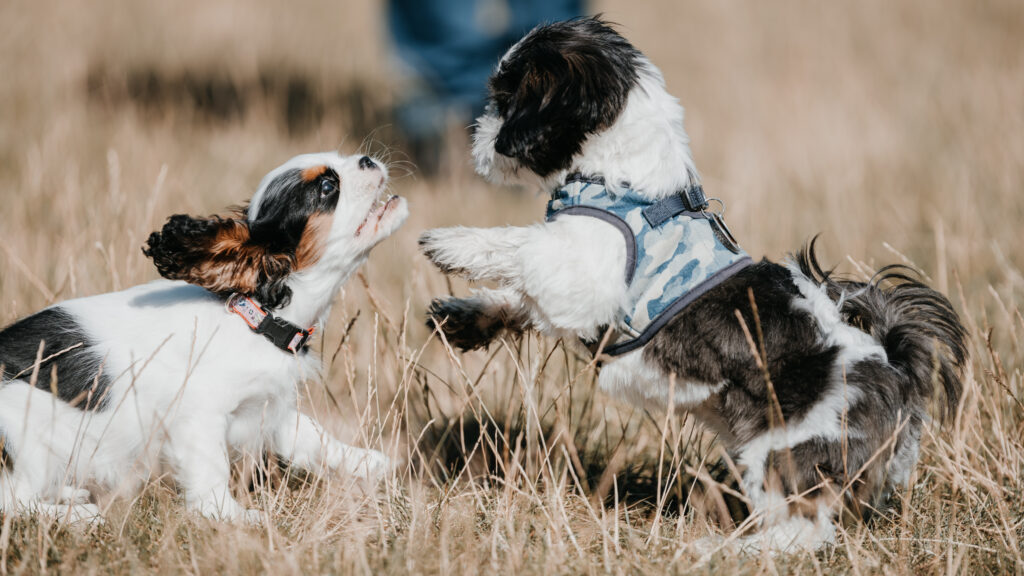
top-left (0, 307), bottom-right (111, 410)
top-left (488, 18), bottom-right (641, 176)
top-left (0, 429), bottom-right (11, 469)
top-left (647, 260), bottom-right (836, 435)
top-left (426, 297), bottom-right (514, 351)
top-left (250, 167), bottom-right (342, 253)
top-left (241, 166), bottom-right (343, 308)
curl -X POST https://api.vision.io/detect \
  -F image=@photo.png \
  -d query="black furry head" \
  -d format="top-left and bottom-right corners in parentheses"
top-left (143, 165), bottom-right (340, 309)
top-left (487, 17), bottom-right (641, 176)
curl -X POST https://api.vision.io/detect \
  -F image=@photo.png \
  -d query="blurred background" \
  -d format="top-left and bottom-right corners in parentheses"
top-left (2, 0), bottom-right (1021, 297)
top-left (0, 2), bottom-right (1023, 570)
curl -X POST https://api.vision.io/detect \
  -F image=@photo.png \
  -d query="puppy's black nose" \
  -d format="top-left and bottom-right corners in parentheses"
top-left (358, 156), bottom-right (377, 170)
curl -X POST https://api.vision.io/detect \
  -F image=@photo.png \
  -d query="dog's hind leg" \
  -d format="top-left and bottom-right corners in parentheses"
top-left (0, 451), bottom-right (103, 525)
top-left (737, 495), bottom-right (837, 554)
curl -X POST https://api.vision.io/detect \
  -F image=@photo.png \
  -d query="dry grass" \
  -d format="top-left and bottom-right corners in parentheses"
top-left (1, 0), bottom-right (1022, 573)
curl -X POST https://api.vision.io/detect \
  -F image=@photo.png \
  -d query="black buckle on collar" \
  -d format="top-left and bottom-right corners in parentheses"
top-left (256, 314), bottom-right (312, 353)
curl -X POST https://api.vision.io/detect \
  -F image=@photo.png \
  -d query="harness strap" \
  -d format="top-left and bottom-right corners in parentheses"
top-left (602, 256), bottom-right (752, 356)
top-left (549, 174), bottom-right (754, 358)
top-left (642, 186), bottom-right (709, 227)
top-left (226, 294), bottom-right (316, 353)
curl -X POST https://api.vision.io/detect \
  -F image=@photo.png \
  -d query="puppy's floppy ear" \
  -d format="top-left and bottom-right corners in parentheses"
top-left (143, 211), bottom-right (295, 309)
top-left (492, 18), bottom-right (640, 177)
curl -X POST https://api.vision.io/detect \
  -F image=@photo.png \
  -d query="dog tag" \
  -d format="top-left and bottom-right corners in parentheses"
top-left (710, 212), bottom-right (742, 253)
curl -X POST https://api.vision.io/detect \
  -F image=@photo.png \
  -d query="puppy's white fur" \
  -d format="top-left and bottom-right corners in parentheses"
top-left (0, 152), bottom-right (407, 523)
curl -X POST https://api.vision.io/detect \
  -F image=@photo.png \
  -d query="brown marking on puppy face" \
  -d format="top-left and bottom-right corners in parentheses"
top-left (295, 213), bottom-right (334, 269)
top-left (301, 165), bottom-right (327, 182)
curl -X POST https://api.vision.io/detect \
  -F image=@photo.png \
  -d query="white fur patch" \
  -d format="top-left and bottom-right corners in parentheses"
top-left (574, 61), bottom-right (701, 199)
top-left (786, 259), bottom-right (887, 367)
top-left (599, 347), bottom-right (724, 408)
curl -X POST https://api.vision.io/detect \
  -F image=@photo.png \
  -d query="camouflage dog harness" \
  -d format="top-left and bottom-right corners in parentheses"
top-left (546, 174), bottom-right (753, 356)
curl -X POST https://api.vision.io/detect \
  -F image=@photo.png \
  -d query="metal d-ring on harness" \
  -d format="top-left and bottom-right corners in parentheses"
top-left (639, 185), bottom-right (742, 254)
top-left (546, 174), bottom-right (753, 356)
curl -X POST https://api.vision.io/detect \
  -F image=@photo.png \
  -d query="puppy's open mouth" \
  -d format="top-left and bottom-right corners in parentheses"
top-left (355, 195), bottom-right (399, 236)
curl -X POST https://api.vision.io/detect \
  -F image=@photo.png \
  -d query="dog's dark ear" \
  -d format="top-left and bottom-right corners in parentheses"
top-left (143, 212), bottom-right (295, 309)
top-left (492, 18), bottom-right (640, 177)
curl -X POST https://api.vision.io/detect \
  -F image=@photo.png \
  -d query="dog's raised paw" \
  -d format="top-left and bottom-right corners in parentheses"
top-left (426, 297), bottom-right (504, 351)
top-left (418, 228), bottom-right (472, 276)
top-left (344, 448), bottom-right (393, 483)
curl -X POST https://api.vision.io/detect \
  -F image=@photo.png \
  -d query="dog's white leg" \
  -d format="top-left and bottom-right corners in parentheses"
top-left (422, 217), bottom-right (628, 341)
top-left (58, 485), bottom-right (92, 505)
top-left (167, 415), bottom-right (258, 523)
top-left (685, 497), bottom-right (836, 556)
top-left (0, 465), bottom-right (104, 525)
top-left (419, 226), bottom-right (530, 282)
top-left (737, 514), bottom-right (836, 554)
top-left (28, 502), bottom-right (105, 525)
top-left (271, 410), bottom-right (389, 481)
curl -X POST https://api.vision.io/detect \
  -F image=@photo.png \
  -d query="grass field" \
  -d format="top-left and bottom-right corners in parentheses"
top-left (1, 0), bottom-right (1022, 573)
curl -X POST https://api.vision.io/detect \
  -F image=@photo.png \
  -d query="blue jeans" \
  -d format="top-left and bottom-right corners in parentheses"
top-left (389, 0), bottom-right (584, 139)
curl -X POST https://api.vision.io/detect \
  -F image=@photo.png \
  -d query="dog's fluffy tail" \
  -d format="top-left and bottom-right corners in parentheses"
top-left (796, 238), bottom-right (969, 420)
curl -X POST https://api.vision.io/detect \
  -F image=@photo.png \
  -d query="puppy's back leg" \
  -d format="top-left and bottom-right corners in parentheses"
top-left (0, 448), bottom-right (103, 524)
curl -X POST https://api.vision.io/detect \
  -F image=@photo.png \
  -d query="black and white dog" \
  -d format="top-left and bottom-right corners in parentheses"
top-left (419, 19), bottom-right (967, 551)
top-left (0, 152), bottom-right (405, 523)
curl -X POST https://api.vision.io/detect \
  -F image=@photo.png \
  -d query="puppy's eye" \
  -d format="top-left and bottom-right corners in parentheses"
top-left (320, 180), bottom-right (337, 195)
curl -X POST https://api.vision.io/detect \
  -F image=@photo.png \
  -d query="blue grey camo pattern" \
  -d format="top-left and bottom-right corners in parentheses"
top-left (546, 177), bottom-right (752, 355)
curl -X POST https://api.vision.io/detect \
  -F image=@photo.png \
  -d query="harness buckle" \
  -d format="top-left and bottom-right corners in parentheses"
top-left (225, 292), bottom-right (242, 314)
top-left (702, 198), bottom-right (742, 254)
top-left (683, 185), bottom-right (710, 212)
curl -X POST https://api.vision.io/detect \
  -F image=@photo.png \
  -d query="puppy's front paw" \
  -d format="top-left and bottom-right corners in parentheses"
top-left (58, 486), bottom-right (93, 505)
top-left (345, 448), bottom-right (393, 482)
top-left (29, 502), bottom-right (105, 526)
top-left (418, 227), bottom-right (473, 276)
top-left (427, 297), bottom-right (505, 351)
top-left (241, 508), bottom-right (264, 526)
top-left (189, 493), bottom-right (257, 524)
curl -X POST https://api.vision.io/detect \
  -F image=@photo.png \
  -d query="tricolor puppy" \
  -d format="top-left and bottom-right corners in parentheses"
top-left (419, 19), bottom-right (967, 552)
top-left (0, 151), bottom-right (407, 523)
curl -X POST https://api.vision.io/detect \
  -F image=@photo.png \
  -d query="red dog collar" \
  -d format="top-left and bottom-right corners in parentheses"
top-left (226, 294), bottom-right (316, 353)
